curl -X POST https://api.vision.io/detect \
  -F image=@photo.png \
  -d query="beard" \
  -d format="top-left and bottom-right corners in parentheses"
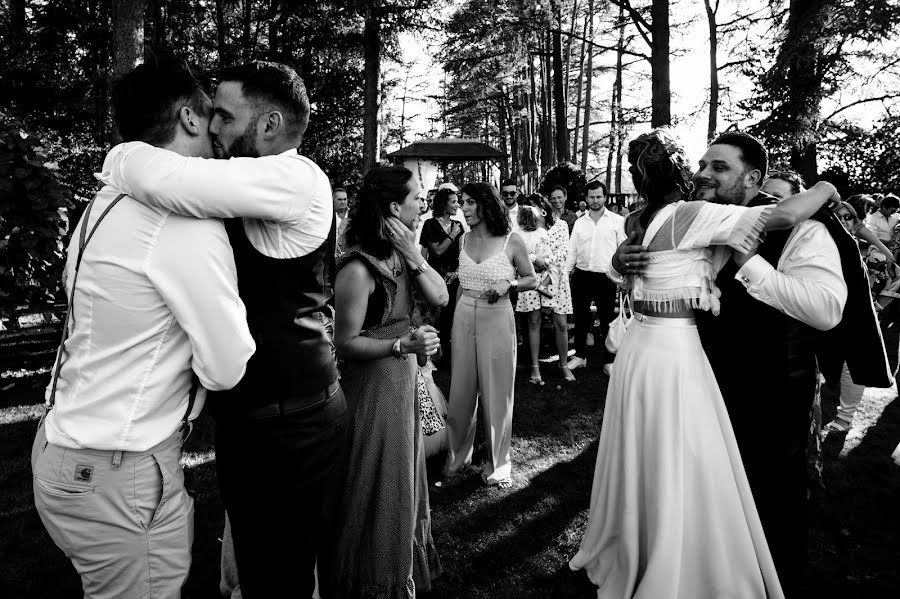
top-left (693, 177), bottom-right (745, 205)
top-left (213, 122), bottom-right (260, 159)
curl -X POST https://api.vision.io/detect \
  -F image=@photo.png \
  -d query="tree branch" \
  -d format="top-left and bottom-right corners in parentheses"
top-left (549, 27), bottom-right (650, 60)
top-left (824, 95), bottom-right (900, 123)
top-left (717, 58), bottom-right (754, 71)
top-left (607, 0), bottom-right (653, 49)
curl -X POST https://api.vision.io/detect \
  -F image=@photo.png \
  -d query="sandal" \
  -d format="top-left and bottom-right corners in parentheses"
top-left (528, 366), bottom-right (544, 386)
top-left (559, 366), bottom-right (576, 382)
top-left (824, 418), bottom-right (851, 434)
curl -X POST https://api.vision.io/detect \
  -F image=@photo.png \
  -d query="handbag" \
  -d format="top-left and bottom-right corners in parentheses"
top-left (605, 290), bottom-right (634, 354)
top-left (417, 367), bottom-right (445, 436)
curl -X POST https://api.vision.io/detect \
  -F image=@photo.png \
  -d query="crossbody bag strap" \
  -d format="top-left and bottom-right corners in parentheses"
top-left (180, 375), bottom-right (199, 444)
top-left (46, 193), bottom-right (127, 413)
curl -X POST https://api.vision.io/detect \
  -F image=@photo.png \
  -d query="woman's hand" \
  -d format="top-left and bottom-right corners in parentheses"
top-left (533, 255), bottom-right (549, 272)
top-left (450, 220), bottom-right (462, 239)
top-left (402, 325), bottom-right (440, 358)
top-left (386, 217), bottom-right (421, 262)
top-left (444, 271), bottom-right (458, 285)
top-left (480, 280), bottom-right (512, 304)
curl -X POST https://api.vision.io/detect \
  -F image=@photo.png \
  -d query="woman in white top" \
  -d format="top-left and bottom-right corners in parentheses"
top-left (569, 129), bottom-right (839, 599)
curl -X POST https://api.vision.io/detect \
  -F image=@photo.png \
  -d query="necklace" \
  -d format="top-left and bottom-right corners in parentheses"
top-left (437, 214), bottom-right (452, 233)
top-left (381, 251), bottom-right (403, 278)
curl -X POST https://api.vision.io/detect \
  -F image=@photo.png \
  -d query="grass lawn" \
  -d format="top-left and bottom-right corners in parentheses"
top-left (2, 337), bottom-right (899, 598)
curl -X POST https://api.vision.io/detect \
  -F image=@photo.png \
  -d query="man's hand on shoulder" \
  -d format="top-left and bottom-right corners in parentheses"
top-left (612, 230), bottom-right (650, 275)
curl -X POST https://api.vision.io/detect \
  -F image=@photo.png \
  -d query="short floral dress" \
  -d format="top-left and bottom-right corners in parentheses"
top-left (541, 219), bottom-right (573, 315)
top-left (515, 228), bottom-right (549, 313)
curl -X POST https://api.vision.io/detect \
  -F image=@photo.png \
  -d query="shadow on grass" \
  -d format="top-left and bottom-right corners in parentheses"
top-left (806, 391), bottom-right (900, 597)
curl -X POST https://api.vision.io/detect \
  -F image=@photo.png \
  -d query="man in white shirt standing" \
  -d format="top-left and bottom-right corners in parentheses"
top-left (334, 187), bottom-right (349, 258)
top-left (102, 61), bottom-right (349, 599)
top-left (32, 57), bottom-right (256, 599)
top-left (566, 180), bottom-right (625, 371)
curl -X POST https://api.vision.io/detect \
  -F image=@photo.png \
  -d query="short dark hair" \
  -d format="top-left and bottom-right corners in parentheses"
top-left (712, 130), bottom-right (768, 179)
top-left (586, 180), bottom-right (608, 194)
top-left (218, 61), bottom-right (310, 138)
top-left (882, 194), bottom-right (900, 211)
top-left (345, 166), bottom-right (414, 260)
top-left (111, 52), bottom-right (209, 146)
top-left (500, 178), bottom-right (517, 188)
top-left (432, 188), bottom-right (458, 217)
top-left (550, 185), bottom-right (568, 197)
top-left (460, 182), bottom-right (510, 236)
top-left (765, 169), bottom-right (805, 195)
top-left (333, 187), bottom-right (347, 195)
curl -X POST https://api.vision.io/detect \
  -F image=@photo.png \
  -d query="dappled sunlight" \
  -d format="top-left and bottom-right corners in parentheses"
top-left (840, 386), bottom-right (898, 458)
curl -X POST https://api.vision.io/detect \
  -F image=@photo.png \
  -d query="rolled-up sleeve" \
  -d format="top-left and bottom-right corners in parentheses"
top-left (735, 220), bottom-right (847, 331)
top-left (146, 215), bottom-right (255, 390)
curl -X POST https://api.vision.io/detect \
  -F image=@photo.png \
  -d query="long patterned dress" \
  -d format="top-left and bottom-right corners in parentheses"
top-left (331, 248), bottom-right (441, 599)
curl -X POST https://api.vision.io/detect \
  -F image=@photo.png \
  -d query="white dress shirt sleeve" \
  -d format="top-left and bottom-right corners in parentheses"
top-left (734, 220), bottom-right (847, 331)
top-left (100, 142), bottom-right (310, 223)
top-left (145, 215), bottom-right (256, 390)
top-left (567, 224), bottom-right (579, 274)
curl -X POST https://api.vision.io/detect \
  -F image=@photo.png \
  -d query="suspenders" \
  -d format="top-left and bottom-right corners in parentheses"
top-left (43, 193), bottom-right (198, 444)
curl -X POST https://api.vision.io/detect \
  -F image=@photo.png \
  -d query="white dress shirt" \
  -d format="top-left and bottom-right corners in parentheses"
top-left (736, 220), bottom-right (847, 331)
top-left (566, 209), bottom-right (626, 274)
top-left (101, 142), bottom-right (334, 259)
top-left (507, 204), bottom-right (520, 233)
top-left (864, 211), bottom-right (899, 242)
top-left (44, 184), bottom-right (256, 452)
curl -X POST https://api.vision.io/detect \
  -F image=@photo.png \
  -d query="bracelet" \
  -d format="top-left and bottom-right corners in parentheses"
top-left (410, 260), bottom-right (430, 278)
top-left (391, 338), bottom-right (407, 360)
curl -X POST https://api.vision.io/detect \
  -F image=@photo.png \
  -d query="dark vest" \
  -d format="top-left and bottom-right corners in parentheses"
top-left (214, 217), bottom-right (338, 415)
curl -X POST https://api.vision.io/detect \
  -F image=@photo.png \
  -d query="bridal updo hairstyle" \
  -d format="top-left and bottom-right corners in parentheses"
top-left (627, 128), bottom-right (694, 229)
top-left (345, 166), bottom-right (415, 260)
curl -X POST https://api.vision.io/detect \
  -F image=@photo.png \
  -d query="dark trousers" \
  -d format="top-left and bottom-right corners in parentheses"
top-left (571, 268), bottom-right (617, 360)
top-left (215, 387), bottom-right (351, 599)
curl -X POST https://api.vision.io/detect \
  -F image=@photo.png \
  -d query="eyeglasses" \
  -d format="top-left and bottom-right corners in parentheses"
top-left (837, 213), bottom-right (854, 222)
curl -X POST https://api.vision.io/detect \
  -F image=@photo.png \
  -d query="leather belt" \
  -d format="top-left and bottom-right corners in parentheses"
top-left (246, 380), bottom-right (341, 419)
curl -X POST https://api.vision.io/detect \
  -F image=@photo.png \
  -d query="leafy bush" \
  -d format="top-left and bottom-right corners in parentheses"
top-left (538, 162), bottom-right (588, 210)
top-left (0, 113), bottom-right (75, 320)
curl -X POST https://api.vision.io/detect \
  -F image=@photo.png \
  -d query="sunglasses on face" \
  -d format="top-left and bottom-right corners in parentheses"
top-left (837, 213), bottom-right (854, 222)
top-left (501, 191), bottom-right (517, 197)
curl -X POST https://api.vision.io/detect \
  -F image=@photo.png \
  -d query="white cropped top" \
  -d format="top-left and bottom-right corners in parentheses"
top-left (458, 233), bottom-right (517, 292)
top-left (631, 201), bottom-right (772, 315)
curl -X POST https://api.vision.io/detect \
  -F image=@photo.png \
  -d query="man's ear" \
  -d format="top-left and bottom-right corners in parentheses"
top-left (179, 106), bottom-right (201, 137)
top-left (745, 168), bottom-right (763, 189)
top-left (261, 110), bottom-right (284, 138)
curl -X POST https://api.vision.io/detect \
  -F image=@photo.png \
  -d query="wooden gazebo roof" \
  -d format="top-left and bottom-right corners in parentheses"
top-left (387, 138), bottom-right (507, 161)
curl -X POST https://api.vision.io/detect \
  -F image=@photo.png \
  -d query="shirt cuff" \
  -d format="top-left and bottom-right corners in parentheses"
top-left (734, 254), bottom-right (774, 289)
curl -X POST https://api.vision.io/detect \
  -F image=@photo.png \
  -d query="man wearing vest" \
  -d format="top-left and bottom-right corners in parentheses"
top-left (104, 61), bottom-right (349, 598)
top-left (613, 131), bottom-right (891, 597)
top-left (32, 57), bottom-right (256, 598)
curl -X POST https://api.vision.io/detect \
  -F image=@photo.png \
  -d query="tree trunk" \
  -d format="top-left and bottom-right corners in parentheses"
top-left (111, 0), bottom-right (144, 143)
top-left (552, 24), bottom-right (570, 163)
top-left (563, 0), bottom-right (580, 105)
top-left (499, 98), bottom-right (511, 178)
top-left (614, 11), bottom-right (625, 194)
top-left (649, 0), bottom-right (671, 127)
top-left (10, 0), bottom-right (27, 53)
top-left (791, 142), bottom-right (819, 184)
top-left (704, 0), bottom-right (718, 143)
top-left (580, 0), bottom-right (594, 171)
top-left (215, 0), bottom-right (227, 69)
top-left (268, 0), bottom-right (287, 60)
top-left (543, 32), bottom-right (555, 169)
top-left (241, 0), bottom-right (253, 60)
top-left (147, 0), bottom-right (165, 51)
top-left (572, 5), bottom-right (589, 159)
top-left (362, 9), bottom-right (382, 174)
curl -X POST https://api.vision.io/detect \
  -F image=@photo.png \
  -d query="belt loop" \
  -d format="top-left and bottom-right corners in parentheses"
top-left (111, 450), bottom-right (123, 470)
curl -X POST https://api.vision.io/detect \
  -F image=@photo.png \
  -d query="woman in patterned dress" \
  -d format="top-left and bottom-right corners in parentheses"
top-left (531, 194), bottom-right (576, 382)
top-left (331, 166), bottom-right (448, 598)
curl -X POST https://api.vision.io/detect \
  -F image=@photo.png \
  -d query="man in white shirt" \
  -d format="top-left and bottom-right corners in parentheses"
top-left (566, 180), bottom-right (625, 370)
top-left (334, 187), bottom-right (349, 258)
top-left (102, 60), bottom-right (349, 599)
top-left (615, 131), bottom-right (848, 597)
top-left (864, 194), bottom-right (899, 244)
top-left (32, 57), bottom-right (255, 599)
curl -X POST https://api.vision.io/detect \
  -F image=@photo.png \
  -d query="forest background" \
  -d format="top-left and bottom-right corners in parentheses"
top-left (1, 0), bottom-right (900, 317)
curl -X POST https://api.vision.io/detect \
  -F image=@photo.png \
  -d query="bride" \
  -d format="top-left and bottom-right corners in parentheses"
top-left (569, 129), bottom-right (839, 599)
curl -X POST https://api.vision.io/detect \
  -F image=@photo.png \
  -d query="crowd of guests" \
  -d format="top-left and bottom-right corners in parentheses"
top-left (29, 53), bottom-right (900, 599)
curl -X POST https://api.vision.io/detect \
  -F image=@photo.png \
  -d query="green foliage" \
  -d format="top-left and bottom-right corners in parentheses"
top-left (0, 114), bottom-right (75, 318)
top-left (539, 162), bottom-right (587, 208)
top-left (818, 116), bottom-right (900, 194)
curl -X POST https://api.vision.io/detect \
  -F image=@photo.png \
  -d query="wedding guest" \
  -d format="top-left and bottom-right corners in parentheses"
top-left (444, 182), bottom-right (537, 488)
top-left (500, 177), bottom-right (520, 231)
top-left (332, 166), bottom-right (447, 597)
top-left (549, 185), bottom-right (578, 233)
top-left (32, 56), bottom-right (255, 599)
top-left (865, 194), bottom-right (900, 245)
top-left (420, 187), bottom-right (464, 356)
top-left (513, 204), bottom-right (550, 384)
